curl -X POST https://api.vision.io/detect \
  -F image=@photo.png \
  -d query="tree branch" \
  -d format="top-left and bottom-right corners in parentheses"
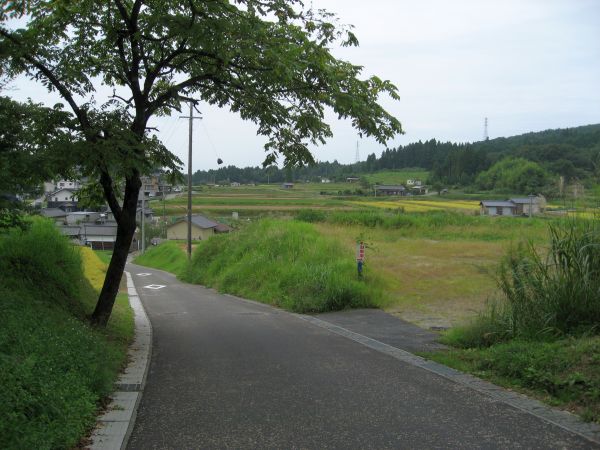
top-left (0, 28), bottom-right (93, 136)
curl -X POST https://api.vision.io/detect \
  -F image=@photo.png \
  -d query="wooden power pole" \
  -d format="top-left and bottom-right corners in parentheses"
top-left (180, 101), bottom-right (201, 259)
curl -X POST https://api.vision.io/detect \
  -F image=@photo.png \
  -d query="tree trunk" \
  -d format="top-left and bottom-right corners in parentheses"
top-left (91, 174), bottom-right (141, 327)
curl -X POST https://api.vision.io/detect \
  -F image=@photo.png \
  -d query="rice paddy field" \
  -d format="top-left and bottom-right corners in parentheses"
top-left (149, 173), bottom-right (582, 329)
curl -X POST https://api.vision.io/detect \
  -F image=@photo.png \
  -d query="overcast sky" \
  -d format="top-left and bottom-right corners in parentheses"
top-left (6, 0), bottom-right (600, 171)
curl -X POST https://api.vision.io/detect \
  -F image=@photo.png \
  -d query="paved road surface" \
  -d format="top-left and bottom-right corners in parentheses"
top-left (126, 265), bottom-right (596, 449)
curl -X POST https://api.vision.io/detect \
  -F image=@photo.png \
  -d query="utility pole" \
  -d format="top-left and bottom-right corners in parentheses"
top-left (180, 101), bottom-right (202, 259)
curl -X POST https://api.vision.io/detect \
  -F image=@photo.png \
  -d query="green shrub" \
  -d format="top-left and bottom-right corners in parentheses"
top-left (181, 219), bottom-right (384, 313)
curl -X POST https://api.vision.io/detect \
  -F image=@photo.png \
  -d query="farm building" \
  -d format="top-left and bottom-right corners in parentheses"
top-left (480, 196), bottom-right (545, 217)
top-left (410, 185), bottom-right (428, 195)
top-left (374, 185), bottom-right (407, 196)
top-left (480, 201), bottom-right (517, 216)
top-left (281, 182), bottom-right (294, 189)
top-left (509, 197), bottom-right (545, 215)
top-left (167, 215), bottom-right (231, 241)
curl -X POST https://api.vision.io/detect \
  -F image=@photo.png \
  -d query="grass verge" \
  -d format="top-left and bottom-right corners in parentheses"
top-left (423, 218), bottom-right (600, 424)
top-left (423, 337), bottom-right (600, 423)
top-left (133, 240), bottom-right (188, 275)
top-left (180, 219), bottom-right (386, 312)
top-left (0, 219), bottom-right (133, 449)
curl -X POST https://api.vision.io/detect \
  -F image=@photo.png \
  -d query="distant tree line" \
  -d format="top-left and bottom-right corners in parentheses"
top-left (191, 124), bottom-right (600, 195)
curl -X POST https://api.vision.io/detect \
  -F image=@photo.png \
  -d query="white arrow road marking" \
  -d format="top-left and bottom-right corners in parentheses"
top-left (144, 284), bottom-right (166, 290)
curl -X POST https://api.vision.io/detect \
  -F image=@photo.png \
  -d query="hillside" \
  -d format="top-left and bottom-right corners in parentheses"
top-left (191, 124), bottom-right (600, 190)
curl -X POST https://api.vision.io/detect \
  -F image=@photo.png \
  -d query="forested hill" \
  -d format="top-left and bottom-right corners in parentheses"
top-left (191, 123), bottom-right (600, 187)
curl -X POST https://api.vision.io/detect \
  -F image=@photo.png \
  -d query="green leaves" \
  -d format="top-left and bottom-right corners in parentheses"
top-left (2, 0), bottom-right (402, 170)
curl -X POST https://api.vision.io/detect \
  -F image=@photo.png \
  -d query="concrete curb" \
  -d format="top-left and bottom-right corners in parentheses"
top-left (298, 314), bottom-right (600, 447)
top-left (89, 271), bottom-right (152, 450)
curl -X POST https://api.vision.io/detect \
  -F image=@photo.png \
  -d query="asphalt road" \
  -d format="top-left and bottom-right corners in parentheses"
top-left (126, 264), bottom-right (596, 449)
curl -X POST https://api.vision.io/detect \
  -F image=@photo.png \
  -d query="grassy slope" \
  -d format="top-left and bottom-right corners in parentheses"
top-left (0, 220), bottom-right (133, 449)
top-left (133, 240), bottom-right (188, 275)
top-left (180, 219), bottom-right (385, 313)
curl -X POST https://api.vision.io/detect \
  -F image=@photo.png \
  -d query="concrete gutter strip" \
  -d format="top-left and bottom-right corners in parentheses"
top-left (297, 314), bottom-right (600, 447)
top-left (89, 271), bottom-right (152, 450)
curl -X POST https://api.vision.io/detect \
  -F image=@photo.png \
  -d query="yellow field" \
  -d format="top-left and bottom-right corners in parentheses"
top-left (352, 198), bottom-right (480, 213)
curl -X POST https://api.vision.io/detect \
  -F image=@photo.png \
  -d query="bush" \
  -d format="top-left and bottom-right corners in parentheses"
top-left (181, 219), bottom-right (384, 313)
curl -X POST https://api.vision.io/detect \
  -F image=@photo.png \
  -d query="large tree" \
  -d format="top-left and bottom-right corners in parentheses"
top-left (0, 0), bottom-right (402, 326)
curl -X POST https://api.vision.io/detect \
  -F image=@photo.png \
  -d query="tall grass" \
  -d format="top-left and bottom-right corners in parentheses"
top-left (296, 209), bottom-right (549, 241)
top-left (0, 219), bottom-right (131, 449)
top-left (134, 240), bottom-right (188, 275)
top-left (445, 218), bottom-right (600, 347)
top-left (181, 219), bottom-right (385, 312)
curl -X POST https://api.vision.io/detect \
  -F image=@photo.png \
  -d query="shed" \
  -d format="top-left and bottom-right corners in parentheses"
top-left (509, 197), bottom-right (544, 216)
top-left (374, 185), bottom-right (406, 196)
top-left (281, 182), bottom-right (294, 189)
top-left (81, 224), bottom-right (118, 250)
top-left (480, 201), bottom-right (517, 217)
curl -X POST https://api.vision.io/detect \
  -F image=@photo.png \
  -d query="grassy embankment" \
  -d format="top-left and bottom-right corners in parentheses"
top-left (136, 220), bottom-right (385, 313)
top-left (134, 240), bottom-right (190, 274)
top-left (423, 218), bottom-right (600, 423)
top-left (0, 220), bottom-right (133, 449)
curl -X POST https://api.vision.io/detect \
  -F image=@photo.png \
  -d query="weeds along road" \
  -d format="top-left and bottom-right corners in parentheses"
top-left (126, 264), bottom-right (595, 450)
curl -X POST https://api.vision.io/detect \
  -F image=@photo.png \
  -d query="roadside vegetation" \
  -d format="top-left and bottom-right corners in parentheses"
top-left (425, 218), bottom-right (600, 423)
top-left (134, 240), bottom-right (188, 275)
top-left (180, 219), bottom-right (385, 312)
top-left (0, 219), bottom-right (133, 449)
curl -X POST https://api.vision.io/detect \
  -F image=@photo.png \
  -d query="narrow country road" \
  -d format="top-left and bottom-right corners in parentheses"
top-left (126, 264), bottom-right (595, 449)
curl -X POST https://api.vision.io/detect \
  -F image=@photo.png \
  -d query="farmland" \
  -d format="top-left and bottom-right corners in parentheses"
top-left (148, 174), bottom-right (562, 328)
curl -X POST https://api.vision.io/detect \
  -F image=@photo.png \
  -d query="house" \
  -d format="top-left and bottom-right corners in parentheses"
top-left (167, 215), bottom-right (231, 241)
top-left (47, 188), bottom-right (79, 209)
top-left (406, 179), bottom-right (422, 186)
top-left (480, 201), bottom-right (517, 216)
top-left (141, 173), bottom-right (172, 198)
top-left (509, 197), bottom-right (545, 216)
top-left (321, 178), bottom-right (331, 184)
top-left (346, 177), bottom-right (360, 183)
top-left (230, 182), bottom-right (241, 187)
top-left (44, 179), bottom-right (82, 195)
top-left (281, 182), bottom-right (294, 189)
top-left (374, 185), bottom-right (406, 196)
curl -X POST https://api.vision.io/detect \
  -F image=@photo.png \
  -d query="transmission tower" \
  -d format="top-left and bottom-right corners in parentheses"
top-left (355, 141), bottom-right (360, 163)
top-left (483, 117), bottom-right (489, 141)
